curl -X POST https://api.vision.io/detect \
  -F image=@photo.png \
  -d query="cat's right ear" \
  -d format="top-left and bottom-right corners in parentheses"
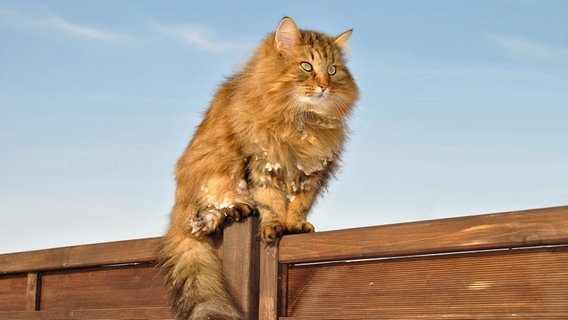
top-left (275, 17), bottom-right (300, 52)
top-left (334, 29), bottom-right (353, 49)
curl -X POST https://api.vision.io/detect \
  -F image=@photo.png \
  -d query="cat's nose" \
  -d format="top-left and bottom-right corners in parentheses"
top-left (319, 84), bottom-right (328, 92)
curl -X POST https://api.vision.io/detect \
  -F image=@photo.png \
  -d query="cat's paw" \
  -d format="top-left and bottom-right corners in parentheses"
top-left (189, 217), bottom-right (211, 239)
top-left (223, 203), bottom-right (257, 222)
top-left (258, 222), bottom-right (285, 243)
top-left (189, 210), bottom-right (224, 238)
top-left (287, 221), bottom-right (315, 234)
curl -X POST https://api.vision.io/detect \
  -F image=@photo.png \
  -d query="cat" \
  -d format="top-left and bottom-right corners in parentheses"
top-left (159, 17), bottom-right (358, 320)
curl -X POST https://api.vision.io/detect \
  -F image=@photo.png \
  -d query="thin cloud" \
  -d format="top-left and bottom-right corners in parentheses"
top-left (492, 34), bottom-right (568, 64)
top-left (0, 5), bottom-right (125, 42)
top-left (47, 14), bottom-right (124, 41)
top-left (153, 22), bottom-right (235, 52)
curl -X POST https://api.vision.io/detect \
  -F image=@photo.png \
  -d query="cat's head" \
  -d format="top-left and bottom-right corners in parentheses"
top-left (259, 17), bottom-right (359, 120)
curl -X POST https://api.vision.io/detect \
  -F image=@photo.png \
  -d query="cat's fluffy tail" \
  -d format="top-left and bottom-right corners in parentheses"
top-left (158, 226), bottom-right (241, 320)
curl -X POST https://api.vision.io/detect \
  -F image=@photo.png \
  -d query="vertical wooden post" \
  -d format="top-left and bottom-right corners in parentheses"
top-left (25, 272), bottom-right (39, 311)
top-left (222, 217), bottom-right (260, 320)
top-left (277, 262), bottom-right (288, 317)
top-left (258, 240), bottom-right (280, 320)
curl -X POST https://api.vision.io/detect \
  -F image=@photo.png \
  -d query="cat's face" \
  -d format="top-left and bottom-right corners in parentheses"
top-left (273, 18), bottom-right (358, 119)
top-left (290, 34), bottom-right (355, 117)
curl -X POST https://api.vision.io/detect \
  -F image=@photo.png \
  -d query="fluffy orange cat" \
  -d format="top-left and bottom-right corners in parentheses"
top-left (159, 17), bottom-right (358, 320)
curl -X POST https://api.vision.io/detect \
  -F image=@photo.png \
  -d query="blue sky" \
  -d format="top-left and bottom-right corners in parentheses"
top-left (1, 1), bottom-right (567, 254)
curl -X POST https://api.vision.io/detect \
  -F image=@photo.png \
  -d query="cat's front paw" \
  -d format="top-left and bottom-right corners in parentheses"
top-left (189, 217), bottom-right (209, 239)
top-left (258, 222), bottom-right (285, 243)
top-left (287, 221), bottom-right (315, 234)
top-left (223, 202), bottom-right (257, 222)
top-left (189, 210), bottom-right (224, 238)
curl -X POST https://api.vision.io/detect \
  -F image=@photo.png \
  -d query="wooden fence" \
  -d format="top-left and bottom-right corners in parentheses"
top-left (1, 206), bottom-right (567, 319)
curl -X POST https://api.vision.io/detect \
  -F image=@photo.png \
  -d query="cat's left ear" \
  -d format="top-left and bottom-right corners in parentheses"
top-left (275, 17), bottom-right (301, 52)
top-left (334, 29), bottom-right (353, 50)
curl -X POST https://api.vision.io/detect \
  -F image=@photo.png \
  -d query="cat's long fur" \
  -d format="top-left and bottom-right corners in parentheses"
top-left (159, 17), bottom-right (358, 320)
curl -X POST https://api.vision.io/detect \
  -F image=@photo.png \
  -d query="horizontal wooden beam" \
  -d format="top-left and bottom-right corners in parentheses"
top-left (279, 314), bottom-right (568, 320)
top-left (283, 246), bottom-right (568, 318)
top-left (0, 238), bottom-right (162, 274)
top-left (0, 307), bottom-right (172, 319)
top-left (278, 206), bottom-right (568, 264)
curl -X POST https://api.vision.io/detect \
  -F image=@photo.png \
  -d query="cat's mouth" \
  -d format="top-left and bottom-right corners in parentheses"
top-left (295, 93), bottom-right (339, 119)
top-left (299, 90), bottom-right (329, 106)
top-left (301, 95), bottom-right (326, 105)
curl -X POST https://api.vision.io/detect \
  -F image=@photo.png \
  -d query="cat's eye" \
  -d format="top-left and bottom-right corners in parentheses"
top-left (300, 62), bottom-right (313, 72)
top-left (327, 65), bottom-right (337, 75)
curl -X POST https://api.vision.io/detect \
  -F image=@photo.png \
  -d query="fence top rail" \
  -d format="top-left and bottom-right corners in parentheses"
top-left (278, 206), bottom-right (568, 264)
top-left (2, 206), bottom-right (567, 274)
top-left (0, 237), bottom-right (162, 274)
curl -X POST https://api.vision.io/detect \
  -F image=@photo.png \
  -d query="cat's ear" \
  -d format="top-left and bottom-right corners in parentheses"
top-left (334, 29), bottom-right (353, 50)
top-left (275, 17), bottom-right (300, 52)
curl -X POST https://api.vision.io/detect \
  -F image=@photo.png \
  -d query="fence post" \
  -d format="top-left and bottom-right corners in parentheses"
top-left (222, 216), bottom-right (260, 320)
top-left (25, 272), bottom-right (39, 311)
top-left (259, 240), bottom-right (280, 320)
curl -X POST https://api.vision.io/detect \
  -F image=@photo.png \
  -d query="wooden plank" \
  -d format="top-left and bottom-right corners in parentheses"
top-left (222, 217), bottom-right (260, 320)
top-left (39, 264), bottom-right (169, 310)
top-left (0, 238), bottom-right (161, 274)
top-left (279, 315), bottom-right (568, 320)
top-left (0, 273), bottom-right (28, 311)
top-left (279, 206), bottom-right (568, 264)
top-left (258, 241), bottom-right (280, 320)
top-left (278, 263), bottom-right (288, 317)
top-left (25, 272), bottom-right (38, 311)
top-left (0, 307), bottom-right (173, 319)
top-left (285, 246), bottom-right (568, 318)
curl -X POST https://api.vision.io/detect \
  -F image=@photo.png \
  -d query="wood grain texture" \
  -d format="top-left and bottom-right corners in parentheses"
top-left (0, 307), bottom-right (173, 319)
top-left (39, 264), bottom-right (169, 310)
top-left (258, 240), bottom-right (280, 320)
top-left (0, 237), bottom-right (161, 274)
top-left (1, 207), bottom-right (567, 319)
top-left (222, 217), bottom-right (260, 320)
top-left (285, 246), bottom-right (568, 319)
top-left (279, 206), bottom-right (568, 264)
top-left (25, 272), bottom-right (38, 311)
top-left (0, 273), bottom-right (28, 311)
top-left (279, 314), bottom-right (568, 320)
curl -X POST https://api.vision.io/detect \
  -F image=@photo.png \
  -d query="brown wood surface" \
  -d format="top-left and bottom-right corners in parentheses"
top-left (25, 272), bottom-right (38, 311)
top-left (1, 207), bottom-right (567, 319)
top-left (279, 206), bottom-right (568, 264)
top-left (0, 237), bottom-right (161, 274)
top-left (0, 273), bottom-right (28, 311)
top-left (0, 307), bottom-right (173, 319)
top-left (258, 241), bottom-right (280, 320)
top-left (279, 314), bottom-right (568, 320)
top-left (39, 264), bottom-right (169, 310)
top-left (284, 246), bottom-right (568, 319)
top-left (222, 217), bottom-right (260, 320)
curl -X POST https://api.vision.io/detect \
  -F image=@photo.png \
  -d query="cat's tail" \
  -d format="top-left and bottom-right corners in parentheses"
top-left (158, 226), bottom-right (241, 320)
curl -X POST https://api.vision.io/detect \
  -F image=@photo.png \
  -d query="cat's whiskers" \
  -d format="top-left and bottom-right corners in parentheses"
top-left (327, 94), bottom-right (354, 126)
